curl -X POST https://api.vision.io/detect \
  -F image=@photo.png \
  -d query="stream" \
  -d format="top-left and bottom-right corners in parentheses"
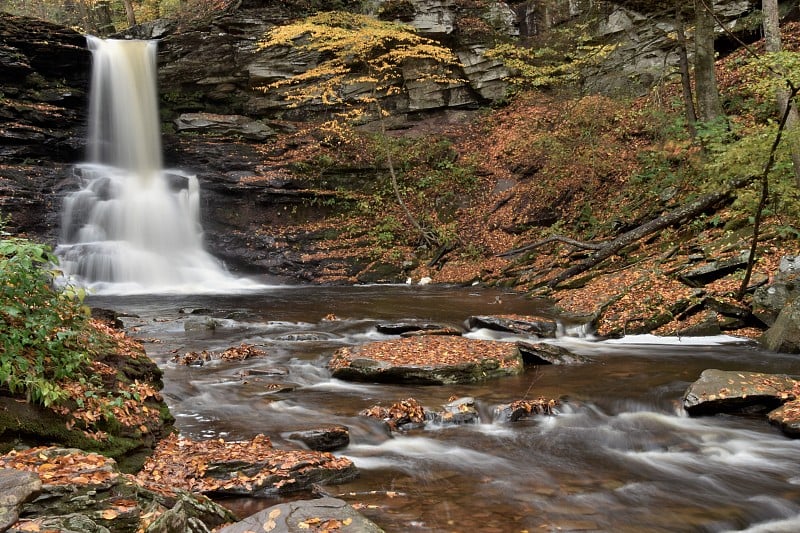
top-left (89, 284), bottom-right (800, 533)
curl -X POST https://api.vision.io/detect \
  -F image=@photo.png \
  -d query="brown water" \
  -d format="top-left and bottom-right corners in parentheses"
top-left (90, 284), bottom-right (800, 533)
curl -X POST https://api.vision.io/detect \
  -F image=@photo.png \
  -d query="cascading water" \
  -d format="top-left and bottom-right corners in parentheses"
top-left (57, 37), bottom-right (258, 294)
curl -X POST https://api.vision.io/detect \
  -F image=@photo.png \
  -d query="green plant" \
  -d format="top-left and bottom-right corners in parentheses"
top-left (0, 232), bottom-right (100, 407)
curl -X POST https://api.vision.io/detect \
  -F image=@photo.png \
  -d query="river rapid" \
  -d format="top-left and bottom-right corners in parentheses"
top-left (89, 284), bottom-right (800, 533)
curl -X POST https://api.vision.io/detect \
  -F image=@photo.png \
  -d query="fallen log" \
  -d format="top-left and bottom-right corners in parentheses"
top-left (498, 176), bottom-right (754, 289)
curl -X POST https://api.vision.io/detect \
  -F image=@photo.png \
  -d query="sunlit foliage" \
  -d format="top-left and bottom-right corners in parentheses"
top-left (257, 11), bottom-right (463, 120)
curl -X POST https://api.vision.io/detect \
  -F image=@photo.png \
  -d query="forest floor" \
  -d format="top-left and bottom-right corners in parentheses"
top-left (261, 30), bottom-right (800, 340)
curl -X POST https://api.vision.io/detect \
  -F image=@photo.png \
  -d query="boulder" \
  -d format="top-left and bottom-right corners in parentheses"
top-left (466, 314), bottom-right (558, 337)
top-left (767, 401), bottom-right (800, 438)
top-left (760, 297), bottom-right (800, 353)
top-left (360, 398), bottom-right (427, 432)
top-left (516, 341), bottom-right (592, 365)
top-left (683, 369), bottom-right (797, 416)
top-left (286, 426), bottom-right (350, 452)
top-left (329, 336), bottom-right (525, 385)
top-left (493, 398), bottom-right (560, 423)
top-left (753, 255), bottom-right (800, 327)
top-left (429, 396), bottom-right (480, 426)
top-left (0, 469), bottom-right (41, 531)
top-left (217, 497), bottom-right (384, 533)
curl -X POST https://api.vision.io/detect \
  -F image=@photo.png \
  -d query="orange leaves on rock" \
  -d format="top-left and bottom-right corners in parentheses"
top-left (89, 319), bottom-right (145, 359)
top-left (172, 343), bottom-right (268, 365)
top-left (508, 398), bottom-right (559, 416)
top-left (0, 447), bottom-right (119, 486)
top-left (297, 516), bottom-right (352, 531)
top-left (135, 433), bottom-right (354, 496)
top-left (330, 336), bottom-right (520, 370)
top-left (361, 398), bottom-right (427, 431)
top-left (55, 377), bottom-right (162, 439)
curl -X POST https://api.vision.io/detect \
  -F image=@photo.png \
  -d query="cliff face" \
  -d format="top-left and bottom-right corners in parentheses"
top-left (0, 15), bottom-right (90, 239)
top-left (154, 0), bottom-right (515, 123)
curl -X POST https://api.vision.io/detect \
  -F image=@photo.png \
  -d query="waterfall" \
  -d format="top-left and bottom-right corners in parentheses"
top-left (57, 37), bottom-right (259, 294)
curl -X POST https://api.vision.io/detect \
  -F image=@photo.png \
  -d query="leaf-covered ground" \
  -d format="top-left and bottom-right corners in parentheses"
top-left (255, 24), bottom-right (800, 340)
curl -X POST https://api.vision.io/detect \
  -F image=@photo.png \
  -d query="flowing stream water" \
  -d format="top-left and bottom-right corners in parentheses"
top-left (89, 285), bottom-right (800, 533)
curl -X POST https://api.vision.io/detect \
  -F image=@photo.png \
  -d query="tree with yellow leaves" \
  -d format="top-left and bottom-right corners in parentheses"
top-left (258, 11), bottom-right (464, 246)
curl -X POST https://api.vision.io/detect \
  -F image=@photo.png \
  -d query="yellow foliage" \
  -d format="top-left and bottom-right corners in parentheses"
top-left (257, 11), bottom-right (463, 117)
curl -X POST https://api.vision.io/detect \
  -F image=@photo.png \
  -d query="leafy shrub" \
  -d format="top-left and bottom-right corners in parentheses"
top-left (0, 232), bottom-right (99, 407)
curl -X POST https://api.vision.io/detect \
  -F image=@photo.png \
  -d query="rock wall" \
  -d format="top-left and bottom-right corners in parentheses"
top-left (0, 15), bottom-right (90, 239)
top-left (155, 0), bottom-right (515, 123)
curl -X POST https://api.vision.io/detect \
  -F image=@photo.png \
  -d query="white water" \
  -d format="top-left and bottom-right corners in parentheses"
top-left (57, 37), bottom-right (260, 294)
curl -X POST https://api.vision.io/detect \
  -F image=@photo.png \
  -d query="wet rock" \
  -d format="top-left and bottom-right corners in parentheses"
top-left (217, 497), bottom-right (384, 533)
top-left (287, 426), bottom-right (350, 452)
top-left (184, 317), bottom-right (221, 331)
top-left (683, 369), bottom-right (797, 416)
top-left (760, 297), bottom-right (800, 353)
top-left (466, 314), bottom-right (558, 338)
top-left (767, 401), bottom-right (800, 438)
top-left (375, 322), bottom-right (449, 335)
top-left (360, 398), bottom-right (427, 432)
top-left (90, 308), bottom-right (125, 329)
top-left (516, 341), bottom-right (592, 365)
top-left (137, 434), bottom-right (358, 498)
top-left (329, 336), bottom-right (524, 385)
top-left (259, 383), bottom-right (296, 394)
top-left (674, 310), bottom-right (722, 337)
top-left (0, 469), bottom-right (41, 530)
top-left (493, 398), bottom-right (560, 423)
top-left (0, 343), bottom-right (171, 473)
top-left (400, 327), bottom-right (462, 337)
top-left (430, 397), bottom-right (479, 426)
top-left (274, 332), bottom-right (329, 341)
top-left (0, 447), bottom-right (236, 533)
top-left (174, 113), bottom-right (276, 142)
top-left (179, 307), bottom-right (213, 315)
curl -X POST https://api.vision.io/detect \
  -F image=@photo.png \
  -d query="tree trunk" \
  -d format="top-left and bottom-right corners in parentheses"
top-left (694, 0), bottom-right (724, 123)
top-left (122, 0), bottom-right (137, 28)
top-left (762, 0), bottom-right (800, 186)
top-left (676, 7), bottom-right (697, 136)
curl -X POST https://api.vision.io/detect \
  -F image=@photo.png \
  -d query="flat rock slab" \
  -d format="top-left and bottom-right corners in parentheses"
top-left (218, 497), bottom-right (383, 533)
top-left (136, 434), bottom-right (357, 497)
top-left (0, 447), bottom-right (235, 533)
top-left (683, 369), bottom-right (797, 416)
top-left (466, 314), bottom-right (558, 337)
top-left (329, 336), bottom-right (524, 385)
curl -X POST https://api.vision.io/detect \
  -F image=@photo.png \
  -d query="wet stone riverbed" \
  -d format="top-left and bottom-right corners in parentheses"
top-left (88, 284), bottom-right (800, 533)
